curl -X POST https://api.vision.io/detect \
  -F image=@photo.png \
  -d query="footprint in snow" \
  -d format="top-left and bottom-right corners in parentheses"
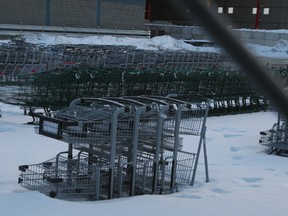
top-left (223, 134), bottom-right (243, 138)
top-left (211, 188), bottom-right (231, 194)
top-left (230, 146), bottom-right (240, 152)
top-left (175, 194), bottom-right (202, 199)
top-left (242, 177), bottom-right (264, 183)
top-left (211, 127), bottom-right (227, 132)
top-left (232, 155), bottom-right (243, 160)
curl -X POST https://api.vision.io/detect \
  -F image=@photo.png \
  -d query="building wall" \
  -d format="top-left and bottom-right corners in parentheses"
top-left (50, 0), bottom-right (97, 28)
top-left (1, 1), bottom-right (288, 32)
top-left (148, 0), bottom-right (288, 30)
top-left (100, 1), bottom-right (145, 29)
top-left (149, 0), bottom-right (207, 25)
top-left (0, 0), bottom-right (46, 25)
top-left (0, 0), bottom-right (146, 30)
top-left (214, 0), bottom-right (288, 29)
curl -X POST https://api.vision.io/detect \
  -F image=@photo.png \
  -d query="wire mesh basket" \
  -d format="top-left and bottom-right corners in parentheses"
top-left (259, 113), bottom-right (288, 154)
top-left (19, 95), bottom-right (210, 200)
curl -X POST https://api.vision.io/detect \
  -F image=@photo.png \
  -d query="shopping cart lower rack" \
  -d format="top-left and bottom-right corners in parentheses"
top-left (19, 95), bottom-right (211, 201)
top-left (19, 149), bottom-right (197, 200)
top-left (259, 113), bottom-right (288, 155)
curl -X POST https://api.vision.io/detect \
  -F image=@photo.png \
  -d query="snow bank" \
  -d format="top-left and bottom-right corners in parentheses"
top-left (3, 33), bottom-right (222, 52)
top-left (247, 39), bottom-right (288, 58)
top-left (18, 32), bottom-right (288, 59)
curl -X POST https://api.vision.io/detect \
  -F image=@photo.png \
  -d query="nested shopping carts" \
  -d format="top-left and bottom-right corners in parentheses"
top-left (18, 95), bottom-right (210, 201)
top-left (259, 112), bottom-right (288, 155)
top-left (0, 41), bottom-right (271, 115)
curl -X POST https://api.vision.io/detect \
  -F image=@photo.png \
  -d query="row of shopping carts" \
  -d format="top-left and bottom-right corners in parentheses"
top-left (18, 95), bottom-right (210, 201)
top-left (0, 41), bottom-right (277, 116)
top-left (0, 66), bottom-right (268, 115)
top-left (0, 42), bottom-right (231, 80)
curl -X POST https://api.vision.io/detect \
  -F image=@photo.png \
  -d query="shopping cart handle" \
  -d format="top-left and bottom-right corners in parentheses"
top-left (124, 106), bottom-right (130, 112)
top-left (19, 165), bottom-right (29, 172)
top-left (145, 105), bottom-right (152, 112)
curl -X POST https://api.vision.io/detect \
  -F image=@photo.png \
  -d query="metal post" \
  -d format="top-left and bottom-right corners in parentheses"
top-left (255, 0), bottom-right (261, 29)
top-left (145, 0), bottom-right (151, 20)
top-left (130, 106), bottom-right (146, 196)
top-left (152, 106), bottom-right (168, 194)
top-left (68, 143), bottom-right (73, 159)
top-left (95, 167), bottom-right (100, 200)
top-left (108, 107), bottom-right (125, 199)
top-left (45, 0), bottom-right (51, 26)
top-left (202, 126), bottom-right (209, 183)
top-left (96, 0), bottom-right (101, 27)
top-left (191, 100), bottom-right (210, 186)
top-left (170, 104), bottom-right (185, 192)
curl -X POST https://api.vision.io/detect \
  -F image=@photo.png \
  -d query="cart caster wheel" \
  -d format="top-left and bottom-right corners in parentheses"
top-left (49, 191), bottom-right (57, 198)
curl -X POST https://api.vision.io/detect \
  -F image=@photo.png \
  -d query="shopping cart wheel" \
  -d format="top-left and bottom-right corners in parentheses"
top-left (18, 165), bottom-right (29, 172)
top-left (49, 191), bottom-right (57, 198)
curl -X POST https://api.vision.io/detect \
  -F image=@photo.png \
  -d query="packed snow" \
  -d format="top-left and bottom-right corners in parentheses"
top-left (1, 32), bottom-right (288, 215)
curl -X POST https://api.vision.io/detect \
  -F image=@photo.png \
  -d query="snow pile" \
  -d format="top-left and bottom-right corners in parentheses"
top-left (247, 39), bottom-right (288, 58)
top-left (18, 32), bottom-right (288, 59)
top-left (13, 33), bottom-right (221, 52)
top-left (1, 32), bottom-right (288, 59)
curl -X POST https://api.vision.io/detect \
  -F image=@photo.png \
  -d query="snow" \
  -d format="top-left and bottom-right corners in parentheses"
top-left (20, 33), bottom-right (223, 53)
top-left (1, 102), bottom-right (288, 216)
top-left (1, 31), bottom-right (287, 60)
top-left (1, 32), bottom-right (288, 215)
top-left (6, 32), bottom-right (287, 59)
top-left (247, 40), bottom-right (288, 58)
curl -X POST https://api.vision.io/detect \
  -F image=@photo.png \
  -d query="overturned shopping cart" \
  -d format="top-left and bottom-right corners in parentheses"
top-left (18, 95), bottom-right (210, 201)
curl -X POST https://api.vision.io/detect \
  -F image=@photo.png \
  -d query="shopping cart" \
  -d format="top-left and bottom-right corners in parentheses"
top-left (19, 95), bottom-right (210, 200)
top-left (259, 113), bottom-right (288, 155)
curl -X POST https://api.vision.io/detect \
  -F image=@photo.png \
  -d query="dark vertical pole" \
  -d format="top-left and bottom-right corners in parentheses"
top-left (68, 143), bottom-right (73, 159)
top-left (255, 0), bottom-right (261, 29)
top-left (96, 0), bottom-right (101, 27)
top-left (145, 0), bottom-right (151, 20)
top-left (45, 0), bottom-right (51, 26)
top-left (202, 126), bottom-right (209, 182)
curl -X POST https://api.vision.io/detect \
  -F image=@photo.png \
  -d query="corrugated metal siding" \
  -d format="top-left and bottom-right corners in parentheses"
top-left (50, 0), bottom-right (97, 28)
top-left (0, 0), bottom-right (146, 30)
top-left (100, 1), bottom-right (145, 29)
top-left (0, 0), bottom-right (45, 25)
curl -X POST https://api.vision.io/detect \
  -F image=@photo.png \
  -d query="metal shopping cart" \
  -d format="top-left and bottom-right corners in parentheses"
top-left (259, 113), bottom-right (288, 155)
top-left (18, 95), bottom-right (210, 200)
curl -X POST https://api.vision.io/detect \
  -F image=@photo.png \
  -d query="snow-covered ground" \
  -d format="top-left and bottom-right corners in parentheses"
top-left (1, 102), bottom-right (287, 216)
top-left (1, 33), bottom-right (288, 215)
